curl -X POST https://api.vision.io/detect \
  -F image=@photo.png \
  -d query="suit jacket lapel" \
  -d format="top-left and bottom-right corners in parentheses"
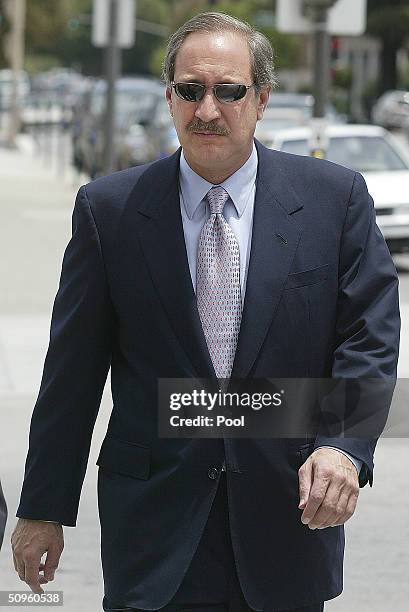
top-left (230, 141), bottom-right (303, 379)
top-left (122, 142), bottom-right (303, 382)
top-left (126, 150), bottom-right (217, 379)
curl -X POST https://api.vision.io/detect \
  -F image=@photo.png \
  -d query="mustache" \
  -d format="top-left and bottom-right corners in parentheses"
top-left (187, 119), bottom-right (230, 136)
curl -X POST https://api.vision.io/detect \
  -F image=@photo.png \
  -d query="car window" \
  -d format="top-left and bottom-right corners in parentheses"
top-left (280, 136), bottom-right (409, 172)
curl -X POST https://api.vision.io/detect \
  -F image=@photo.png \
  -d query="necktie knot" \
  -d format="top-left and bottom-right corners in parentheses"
top-left (206, 186), bottom-right (229, 215)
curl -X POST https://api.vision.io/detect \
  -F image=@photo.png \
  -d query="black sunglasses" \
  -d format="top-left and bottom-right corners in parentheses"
top-left (171, 82), bottom-right (255, 103)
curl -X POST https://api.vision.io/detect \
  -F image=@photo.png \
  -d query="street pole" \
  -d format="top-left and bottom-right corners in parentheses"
top-left (312, 7), bottom-right (331, 118)
top-left (5, 0), bottom-right (26, 148)
top-left (303, 0), bottom-right (336, 118)
top-left (302, 0), bottom-right (336, 157)
top-left (104, 0), bottom-right (121, 175)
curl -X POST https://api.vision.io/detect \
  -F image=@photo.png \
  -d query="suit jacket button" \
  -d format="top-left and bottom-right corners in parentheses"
top-left (208, 467), bottom-right (219, 480)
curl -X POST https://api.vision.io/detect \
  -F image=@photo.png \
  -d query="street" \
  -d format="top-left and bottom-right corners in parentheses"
top-left (0, 137), bottom-right (408, 611)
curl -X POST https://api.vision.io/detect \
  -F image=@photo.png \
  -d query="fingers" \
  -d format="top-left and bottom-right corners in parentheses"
top-left (43, 541), bottom-right (64, 582)
top-left (11, 519), bottom-right (64, 594)
top-left (39, 562), bottom-right (49, 585)
top-left (11, 535), bottom-right (27, 583)
top-left (12, 549), bottom-right (18, 573)
top-left (298, 457), bottom-right (313, 509)
top-left (22, 550), bottom-right (44, 594)
top-left (331, 489), bottom-right (359, 527)
top-left (299, 448), bottom-right (360, 529)
top-left (307, 482), bottom-right (349, 529)
top-left (300, 465), bottom-right (331, 526)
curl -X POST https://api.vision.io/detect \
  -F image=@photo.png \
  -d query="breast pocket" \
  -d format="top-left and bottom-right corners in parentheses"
top-left (284, 264), bottom-right (328, 290)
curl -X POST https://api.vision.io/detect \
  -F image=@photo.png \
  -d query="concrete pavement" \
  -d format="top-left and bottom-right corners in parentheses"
top-left (0, 136), bottom-right (111, 611)
top-left (0, 137), bottom-right (408, 611)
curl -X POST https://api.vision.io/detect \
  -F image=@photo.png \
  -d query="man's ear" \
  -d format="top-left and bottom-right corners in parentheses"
top-left (166, 88), bottom-right (173, 116)
top-left (257, 86), bottom-right (271, 121)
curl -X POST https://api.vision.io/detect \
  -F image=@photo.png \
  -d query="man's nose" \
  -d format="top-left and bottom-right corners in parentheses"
top-left (194, 90), bottom-right (222, 123)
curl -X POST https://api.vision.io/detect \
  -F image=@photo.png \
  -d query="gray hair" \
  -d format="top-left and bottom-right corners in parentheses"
top-left (162, 11), bottom-right (277, 93)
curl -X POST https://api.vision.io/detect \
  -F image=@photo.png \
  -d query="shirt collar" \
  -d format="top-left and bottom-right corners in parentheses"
top-left (179, 141), bottom-right (258, 220)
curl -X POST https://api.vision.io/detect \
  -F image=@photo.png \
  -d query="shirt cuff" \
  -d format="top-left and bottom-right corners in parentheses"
top-left (315, 446), bottom-right (363, 475)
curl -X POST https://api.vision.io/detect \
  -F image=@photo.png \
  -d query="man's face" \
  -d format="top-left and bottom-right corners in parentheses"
top-left (166, 31), bottom-right (270, 180)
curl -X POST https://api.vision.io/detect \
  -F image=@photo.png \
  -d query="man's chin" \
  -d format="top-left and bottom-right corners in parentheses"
top-left (190, 147), bottom-right (230, 164)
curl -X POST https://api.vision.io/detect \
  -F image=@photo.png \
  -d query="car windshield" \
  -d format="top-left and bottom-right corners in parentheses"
top-left (280, 135), bottom-right (408, 172)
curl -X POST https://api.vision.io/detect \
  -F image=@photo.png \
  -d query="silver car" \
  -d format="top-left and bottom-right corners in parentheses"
top-left (269, 124), bottom-right (409, 253)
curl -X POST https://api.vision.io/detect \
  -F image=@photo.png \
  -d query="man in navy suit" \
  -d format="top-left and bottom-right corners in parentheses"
top-left (0, 480), bottom-right (6, 550)
top-left (12, 12), bottom-right (399, 612)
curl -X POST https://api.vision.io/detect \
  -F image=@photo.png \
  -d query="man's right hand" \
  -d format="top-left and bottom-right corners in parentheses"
top-left (11, 519), bottom-right (64, 594)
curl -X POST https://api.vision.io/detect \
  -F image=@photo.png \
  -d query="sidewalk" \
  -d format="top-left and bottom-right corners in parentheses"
top-left (0, 135), bottom-right (80, 393)
top-left (0, 136), bottom-right (111, 611)
top-left (0, 138), bottom-right (408, 611)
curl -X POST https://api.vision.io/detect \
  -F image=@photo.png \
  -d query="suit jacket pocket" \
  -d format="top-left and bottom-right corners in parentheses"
top-left (285, 264), bottom-right (329, 290)
top-left (96, 435), bottom-right (151, 480)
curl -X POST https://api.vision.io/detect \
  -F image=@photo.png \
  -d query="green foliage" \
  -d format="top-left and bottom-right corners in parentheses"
top-left (362, 78), bottom-right (379, 117)
top-left (26, 0), bottom-right (71, 53)
top-left (155, 0), bottom-right (301, 77)
top-left (400, 64), bottom-right (409, 90)
top-left (0, 0), bottom-right (10, 67)
top-left (150, 43), bottom-right (168, 80)
top-left (25, 0), bottom-right (98, 74)
top-left (19, 0), bottom-right (301, 80)
top-left (367, 1), bottom-right (409, 44)
top-left (367, 0), bottom-right (409, 93)
top-left (24, 53), bottom-right (61, 74)
top-left (333, 67), bottom-right (352, 90)
top-left (24, 0), bottom-right (172, 76)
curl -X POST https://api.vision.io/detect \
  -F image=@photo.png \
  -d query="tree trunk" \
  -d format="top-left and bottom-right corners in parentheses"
top-left (380, 38), bottom-right (399, 94)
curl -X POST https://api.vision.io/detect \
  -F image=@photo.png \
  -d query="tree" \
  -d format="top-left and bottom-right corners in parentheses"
top-left (23, 0), bottom-right (98, 73)
top-left (149, 0), bottom-right (301, 80)
top-left (0, 0), bottom-right (11, 68)
top-left (23, 0), bottom-right (171, 76)
top-left (367, 0), bottom-right (409, 94)
top-left (18, 0), bottom-right (301, 82)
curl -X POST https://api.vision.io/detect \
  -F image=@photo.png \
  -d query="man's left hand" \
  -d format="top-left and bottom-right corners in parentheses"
top-left (298, 448), bottom-right (359, 529)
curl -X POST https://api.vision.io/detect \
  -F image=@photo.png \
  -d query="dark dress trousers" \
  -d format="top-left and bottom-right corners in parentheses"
top-left (0, 479), bottom-right (7, 550)
top-left (16, 140), bottom-right (400, 610)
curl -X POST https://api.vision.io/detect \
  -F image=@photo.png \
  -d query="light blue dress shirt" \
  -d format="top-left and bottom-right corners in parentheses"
top-left (179, 143), bottom-right (257, 307)
top-left (178, 143), bottom-right (362, 477)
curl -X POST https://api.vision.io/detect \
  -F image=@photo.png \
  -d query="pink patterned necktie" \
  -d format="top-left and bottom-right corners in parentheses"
top-left (196, 186), bottom-right (242, 379)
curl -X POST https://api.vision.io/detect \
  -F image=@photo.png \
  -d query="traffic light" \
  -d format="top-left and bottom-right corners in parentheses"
top-left (331, 37), bottom-right (339, 64)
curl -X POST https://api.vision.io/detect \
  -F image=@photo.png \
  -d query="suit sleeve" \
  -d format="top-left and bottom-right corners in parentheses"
top-left (16, 186), bottom-right (113, 526)
top-left (314, 171), bottom-right (400, 488)
top-left (0, 480), bottom-right (7, 549)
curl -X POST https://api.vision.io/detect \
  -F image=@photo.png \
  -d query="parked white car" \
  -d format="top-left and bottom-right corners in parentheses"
top-left (268, 124), bottom-right (409, 253)
top-left (255, 92), bottom-right (342, 145)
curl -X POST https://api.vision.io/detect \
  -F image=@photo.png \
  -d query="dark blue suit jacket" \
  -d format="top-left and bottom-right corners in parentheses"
top-left (17, 140), bottom-right (399, 610)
